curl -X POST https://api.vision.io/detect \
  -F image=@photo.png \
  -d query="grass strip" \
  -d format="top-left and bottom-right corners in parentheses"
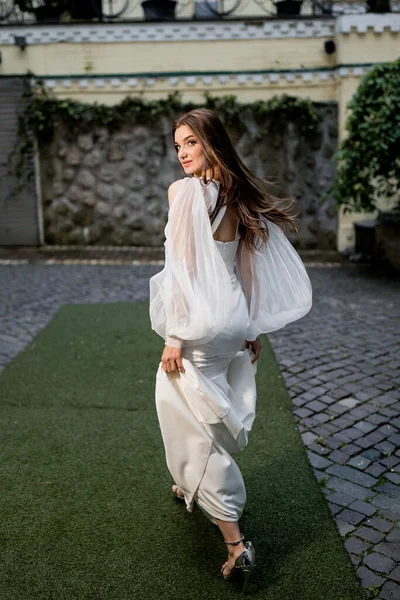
top-left (0, 303), bottom-right (367, 599)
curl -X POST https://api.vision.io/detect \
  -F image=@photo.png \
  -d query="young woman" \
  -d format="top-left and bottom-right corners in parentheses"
top-left (149, 108), bottom-right (312, 593)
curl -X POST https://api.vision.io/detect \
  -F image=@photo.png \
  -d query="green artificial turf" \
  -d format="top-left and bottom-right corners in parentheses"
top-left (0, 303), bottom-right (367, 600)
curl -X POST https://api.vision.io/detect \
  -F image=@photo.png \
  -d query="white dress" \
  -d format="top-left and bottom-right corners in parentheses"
top-left (149, 177), bottom-right (312, 525)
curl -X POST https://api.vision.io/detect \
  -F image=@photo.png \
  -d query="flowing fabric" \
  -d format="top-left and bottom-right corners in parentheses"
top-left (236, 219), bottom-right (313, 341)
top-left (149, 177), bottom-right (235, 348)
top-left (149, 176), bottom-right (312, 346)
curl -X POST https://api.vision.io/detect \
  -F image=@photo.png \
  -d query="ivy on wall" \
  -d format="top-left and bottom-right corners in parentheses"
top-left (5, 70), bottom-right (320, 200)
top-left (325, 57), bottom-right (400, 214)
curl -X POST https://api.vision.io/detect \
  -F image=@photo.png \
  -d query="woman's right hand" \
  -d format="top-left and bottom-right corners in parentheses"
top-left (161, 344), bottom-right (185, 375)
top-left (244, 337), bottom-right (261, 364)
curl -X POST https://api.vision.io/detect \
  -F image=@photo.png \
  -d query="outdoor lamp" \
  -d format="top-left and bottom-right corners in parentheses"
top-left (324, 40), bottom-right (336, 54)
top-left (14, 35), bottom-right (27, 51)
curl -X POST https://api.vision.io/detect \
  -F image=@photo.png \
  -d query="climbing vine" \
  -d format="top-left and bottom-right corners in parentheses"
top-left (4, 70), bottom-right (320, 200)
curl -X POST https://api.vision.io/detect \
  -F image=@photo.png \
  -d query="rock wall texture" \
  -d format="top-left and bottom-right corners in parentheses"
top-left (40, 103), bottom-right (338, 249)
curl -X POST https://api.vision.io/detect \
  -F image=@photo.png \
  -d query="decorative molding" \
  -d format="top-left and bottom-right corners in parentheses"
top-left (36, 64), bottom-right (375, 92)
top-left (0, 19), bottom-right (335, 46)
top-left (336, 13), bottom-right (400, 34)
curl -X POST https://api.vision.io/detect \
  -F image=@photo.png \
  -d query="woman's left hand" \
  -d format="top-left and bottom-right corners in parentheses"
top-left (162, 345), bottom-right (185, 375)
top-left (244, 337), bottom-right (261, 364)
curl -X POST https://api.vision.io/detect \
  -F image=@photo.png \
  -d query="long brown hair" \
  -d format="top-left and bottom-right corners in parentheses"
top-left (172, 108), bottom-right (299, 253)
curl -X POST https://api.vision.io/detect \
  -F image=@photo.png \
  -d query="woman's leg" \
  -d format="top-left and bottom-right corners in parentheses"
top-left (216, 519), bottom-right (245, 576)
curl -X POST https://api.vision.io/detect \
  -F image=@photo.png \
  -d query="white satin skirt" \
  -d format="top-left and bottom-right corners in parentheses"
top-left (155, 272), bottom-right (257, 525)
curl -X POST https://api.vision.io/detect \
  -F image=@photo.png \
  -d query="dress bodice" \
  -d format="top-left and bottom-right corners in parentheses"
top-left (214, 239), bottom-right (240, 278)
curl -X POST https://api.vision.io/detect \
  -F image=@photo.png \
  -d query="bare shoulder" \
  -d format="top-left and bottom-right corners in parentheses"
top-left (168, 179), bottom-right (186, 208)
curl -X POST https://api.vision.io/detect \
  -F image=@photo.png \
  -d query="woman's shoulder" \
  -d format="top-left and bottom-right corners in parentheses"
top-left (167, 178), bottom-right (188, 208)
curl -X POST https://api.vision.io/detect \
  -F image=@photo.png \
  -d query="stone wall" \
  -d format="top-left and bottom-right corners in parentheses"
top-left (40, 103), bottom-right (338, 249)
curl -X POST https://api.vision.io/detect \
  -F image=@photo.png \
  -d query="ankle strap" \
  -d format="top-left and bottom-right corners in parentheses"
top-left (224, 534), bottom-right (244, 546)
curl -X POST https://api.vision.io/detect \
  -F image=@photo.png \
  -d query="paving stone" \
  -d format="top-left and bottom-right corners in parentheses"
top-left (366, 463), bottom-right (388, 477)
top-left (328, 449), bottom-right (350, 464)
top-left (379, 580), bottom-right (400, 599)
top-left (328, 502), bottom-right (343, 516)
top-left (326, 403), bottom-right (351, 415)
top-left (292, 397), bottom-right (310, 408)
top-left (326, 491), bottom-right (359, 507)
top-left (363, 552), bottom-right (396, 574)
top-left (312, 468), bottom-right (327, 482)
top-left (379, 510), bottom-right (400, 522)
top-left (361, 448), bottom-right (382, 461)
top-left (386, 528), bottom-right (400, 543)
top-left (381, 407), bottom-right (399, 419)
top-left (362, 403), bottom-right (381, 415)
top-left (345, 536), bottom-right (371, 555)
top-left (342, 427), bottom-right (369, 441)
top-left (376, 441), bottom-right (397, 455)
top-left (331, 415), bottom-right (355, 428)
top-left (319, 395), bottom-right (338, 405)
top-left (388, 434), bottom-right (400, 447)
top-left (301, 431), bottom-right (318, 446)
top-left (308, 441), bottom-right (331, 456)
top-left (375, 542), bottom-right (400, 562)
top-left (347, 455), bottom-right (372, 470)
top-left (338, 508), bottom-right (365, 526)
top-left (326, 476), bottom-right (374, 501)
top-left (325, 464), bottom-right (378, 488)
top-left (321, 436), bottom-right (345, 450)
top-left (292, 408), bottom-right (313, 418)
top-left (388, 564), bottom-right (400, 583)
top-left (355, 431), bottom-right (388, 449)
top-left (304, 399), bottom-right (330, 413)
top-left (338, 396), bottom-right (360, 409)
top-left (336, 520), bottom-right (356, 536)
top-left (306, 450), bottom-right (332, 470)
top-left (356, 565), bottom-right (385, 588)
top-left (331, 432), bottom-right (353, 445)
top-left (370, 494), bottom-right (400, 514)
top-left (379, 483), bottom-right (400, 499)
top-left (374, 395), bottom-right (399, 408)
top-left (354, 420), bottom-right (377, 434)
top-left (380, 456), bottom-right (400, 469)
top-left (348, 407), bottom-right (371, 419)
top-left (348, 500), bottom-right (377, 517)
top-left (366, 517), bottom-right (397, 533)
top-left (349, 553), bottom-right (362, 566)
top-left (341, 443), bottom-right (365, 457)
top-left (384, 472), bottom-right (400, 485)
top-left (379, 424), bottom-right (400, 437)
top-left (367, 414), bottom-right (390, 426)
top-left (355, 526), bottom-right (386, 544)
top-left (311, 412), bottom-right (331, 424)
top-left (302, 416), bottom-right (325, 429)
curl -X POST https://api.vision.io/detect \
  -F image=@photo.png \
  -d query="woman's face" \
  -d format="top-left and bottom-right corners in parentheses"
top-left (174, 125), bottom-right (205, 177)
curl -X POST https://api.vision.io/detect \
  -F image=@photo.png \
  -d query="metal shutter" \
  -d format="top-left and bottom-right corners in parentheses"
top-left (0, 77), bottom-right (41, 246)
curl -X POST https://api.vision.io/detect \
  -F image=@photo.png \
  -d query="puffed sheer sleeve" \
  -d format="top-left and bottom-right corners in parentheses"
top-left (149, 177), bottom-right (234, 348)
top-left (235, 220), bottom-right (312, 341)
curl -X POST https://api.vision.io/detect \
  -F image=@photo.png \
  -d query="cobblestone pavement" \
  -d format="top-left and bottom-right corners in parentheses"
top-left (1, 261), bottom-right (399, 599)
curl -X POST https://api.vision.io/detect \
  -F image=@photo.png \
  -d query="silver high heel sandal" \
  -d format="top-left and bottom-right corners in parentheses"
top-left (171, 484), bottom-right (185, 500)
top-left (220, 533), bottom-right (256, 594)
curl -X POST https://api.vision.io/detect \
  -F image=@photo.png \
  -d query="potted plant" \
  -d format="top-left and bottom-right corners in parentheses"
top-left (274, 0), bottom-right (303, 15)
top-left (324, 57), bottom-right (400, 270)
top-left (141, 0), bottom-right (177, 20)
top-left (15, 0), bottom-right (67, 22)
top-left (366, 0), bottom-right (391, 12)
